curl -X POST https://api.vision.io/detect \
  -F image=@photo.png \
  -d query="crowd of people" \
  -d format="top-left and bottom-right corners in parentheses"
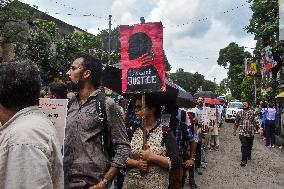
top-left (2, 54), bottom-right (281, 189)
top-left (255, 101), bottom-right (278, 148)
top-left (0, 55), bottom-right (225, 189)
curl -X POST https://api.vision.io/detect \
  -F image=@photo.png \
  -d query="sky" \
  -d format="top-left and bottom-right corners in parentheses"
top-left (19, 0), bottom-right (256, 83)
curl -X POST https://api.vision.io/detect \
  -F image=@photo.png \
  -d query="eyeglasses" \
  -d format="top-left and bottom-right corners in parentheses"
top-left (69, 66), bottom-right (83, 71)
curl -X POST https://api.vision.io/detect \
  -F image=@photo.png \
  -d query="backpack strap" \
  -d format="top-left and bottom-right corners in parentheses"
top-left (95, 92), bottom-right (109, 153)
top-left (96, 92), bottom-right (107, 124)
top-left (67, 96), bottom-right (76, 110)
top-left (161, 125), bottom-right (171, 146)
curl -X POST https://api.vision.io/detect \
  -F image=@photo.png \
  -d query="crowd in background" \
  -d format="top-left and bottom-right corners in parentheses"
top-left (4, 56), bottom-right (282, 189)
top-left (254, 101), bottom-right (278, 148)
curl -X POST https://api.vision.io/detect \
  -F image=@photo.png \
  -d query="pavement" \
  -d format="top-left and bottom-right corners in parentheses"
top-left (194, 122), bottom-right (284, 189)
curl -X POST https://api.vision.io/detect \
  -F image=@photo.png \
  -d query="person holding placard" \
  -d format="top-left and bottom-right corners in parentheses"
top-left (123, 95), bottom-right (179, 189)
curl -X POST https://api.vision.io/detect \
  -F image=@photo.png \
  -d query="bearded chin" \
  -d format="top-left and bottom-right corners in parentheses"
top-left (69, 78), bottom-right (83, 91)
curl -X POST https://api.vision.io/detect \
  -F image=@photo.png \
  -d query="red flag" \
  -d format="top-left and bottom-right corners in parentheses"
top-left (120, 22), bottom-right (166, 94)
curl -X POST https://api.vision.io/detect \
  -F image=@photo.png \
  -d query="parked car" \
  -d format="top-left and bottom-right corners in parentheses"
top-left (224, 101), bottom-right (243, 122)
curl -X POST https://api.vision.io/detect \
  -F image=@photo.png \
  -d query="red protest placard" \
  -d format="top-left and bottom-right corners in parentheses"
top-left (120, 22), bottom-right (166, 94)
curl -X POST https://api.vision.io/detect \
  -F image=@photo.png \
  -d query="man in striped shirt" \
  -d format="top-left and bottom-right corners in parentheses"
top-left (233, 101), bottom-right (256, 167)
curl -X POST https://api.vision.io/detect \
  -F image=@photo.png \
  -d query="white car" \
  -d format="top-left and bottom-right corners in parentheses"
top-left (225, 102), bottom-right (243, 122)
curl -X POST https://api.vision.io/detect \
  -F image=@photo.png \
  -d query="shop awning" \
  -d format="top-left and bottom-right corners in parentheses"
top-left (276, 91), bottom-right (284, 98)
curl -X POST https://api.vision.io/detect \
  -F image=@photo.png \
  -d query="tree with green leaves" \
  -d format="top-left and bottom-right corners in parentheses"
top-left (171, 68), bottom-right (195, 93)
top-left (171, 68), bottom-right (216, 94)
top-left (16, 19), bottom-right (59, 83)
top-left (0, 0), bottom-right (34, 42)
top-left (217, 42), bottom-right (251, 99)
top-left (164, 54), bottom-right (171, 72)
top-left (202, 80), bottom-right (217, 93)
top-left (0, 0), bottom-right (36, 61)
top-left (245, 0), bottom-right (283, 100)
top-left (97, 27), bottom-right (120, 64)
top-left (56, 31), bottom-right (101, 73)
top-left (219, 78), bottom-right (229, 95)
top-left (241, 75), bottom-right (255, 103)
top-left (245, 0), bottom-right (283, 56)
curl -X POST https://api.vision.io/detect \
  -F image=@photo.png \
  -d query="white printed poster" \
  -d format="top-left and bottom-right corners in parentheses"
top-left (39, 98), bottom-right (68, 145)
top-left (204, 107), bottom-right (217, 127)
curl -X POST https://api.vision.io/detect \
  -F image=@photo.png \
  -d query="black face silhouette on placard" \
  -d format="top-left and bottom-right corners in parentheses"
top-left (127, 32), bottom-right (152, 60)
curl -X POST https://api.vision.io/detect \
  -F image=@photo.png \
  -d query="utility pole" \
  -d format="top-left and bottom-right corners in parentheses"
top-left (108, 15), bottom-right (112, 65)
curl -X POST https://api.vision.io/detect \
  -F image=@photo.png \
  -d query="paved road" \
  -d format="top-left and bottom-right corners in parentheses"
top-left (195, 122), bottom-right (284, 189)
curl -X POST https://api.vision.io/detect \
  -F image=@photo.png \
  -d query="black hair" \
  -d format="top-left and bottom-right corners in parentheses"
top-left (268, 102), bottom-right (274, 108)
top-left (128, 32), bottom-right (152, 60)
top-left (49, 82), bottom-right (68, 99)
top-left (75, 54), bottom-right (102, 88)
top-left (0, 60), bottom-right (41, 111)
top-left (180, 110), bottom-right (187, 123)
top-left (262, 101), bottom-right (268, 108)
top-left (164, 103), bottom-right (179, 116)
top-left (135, 94), bottom-right (161, 118)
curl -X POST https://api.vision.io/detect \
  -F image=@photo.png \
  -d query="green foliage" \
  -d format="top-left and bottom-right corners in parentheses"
top-left (202, 80), bottom-right (217, 93)
top-left (0, 0), bottom-right (35, 43)
top-left (171, 69), bottom-right (215, 94)
top-left (164, 54), bottom-right (171, 71)
top-left (246, 0), bottom-right (278, 37)
top-left (171, 69), bottom-right (195, 93)
top-left (5, 1), bottom-right (173, 85)
top-left (56, 31), bottom-right (101, 74)
top-left (219, 78), bottom-right (229, 95)
top-left (97, 26), bottom-right (120, 64)
top-left (217, 42), bottom-right (251, 68)
top-left (245, 0), bottom-right (283, 59)
top-left (16, 19), bottom-right (59, 83)
top-left (217, 42), bottom-right (251, 99)
top-left (241, 76), bottom-right (255, 104)
top-left (245, 0), bottom-right (283, 100)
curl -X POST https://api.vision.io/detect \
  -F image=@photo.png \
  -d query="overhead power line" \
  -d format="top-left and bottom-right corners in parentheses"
top-left (48, 0), bottom-right (108, 20)
top-left (166, 1), bottom-right (251, 28)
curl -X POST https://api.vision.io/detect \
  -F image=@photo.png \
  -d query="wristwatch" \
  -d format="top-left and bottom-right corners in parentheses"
top-left (101, 178), bottom-right (112, 188)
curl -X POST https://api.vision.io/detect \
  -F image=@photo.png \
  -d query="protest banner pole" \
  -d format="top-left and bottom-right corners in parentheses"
top-left (142, 93), bottom-right (147, 150)
top-left (139, 17), bottom-right (148, 150)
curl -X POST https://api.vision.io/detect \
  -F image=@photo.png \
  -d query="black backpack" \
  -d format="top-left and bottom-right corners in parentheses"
top-left (67, 92), bottom-right (115, 157)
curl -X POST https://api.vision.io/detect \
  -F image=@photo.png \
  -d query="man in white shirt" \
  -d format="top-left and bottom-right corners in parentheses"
top-left (0, 61), bottom-right (63, 189)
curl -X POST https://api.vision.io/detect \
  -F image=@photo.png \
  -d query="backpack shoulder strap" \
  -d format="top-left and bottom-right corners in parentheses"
top-left (95, 92), bottom-right (107, 123)
top-left (67, 96), bottom-right (76, 110)
top-left (95, 92), bottom-right (110, 154)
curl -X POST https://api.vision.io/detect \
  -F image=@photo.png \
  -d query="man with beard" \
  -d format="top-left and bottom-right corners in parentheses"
top-left (63, 54), bottom-right (130, 189)
top-left (233, 101), bottom-right (256, 167)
